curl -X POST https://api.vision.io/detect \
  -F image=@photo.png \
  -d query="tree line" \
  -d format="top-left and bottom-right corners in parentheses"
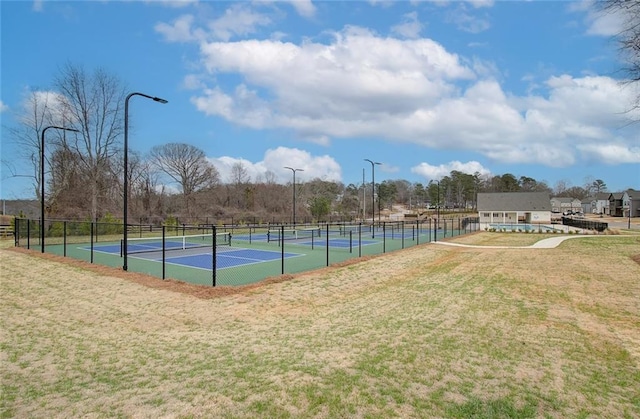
top-left (4, 63), bottom-right (612, 225)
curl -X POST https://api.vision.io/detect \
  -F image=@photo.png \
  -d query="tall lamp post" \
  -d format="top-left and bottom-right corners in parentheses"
top-left (284, 167), bottom-right (304, 225)
top-left (436, 180), bottom-right (440, 242)
top-left (123, 92), bottom-right (167, 271)
top-left (364, 159), bottom-right (381, 238)
top-left (40, 125), bottom-right (80, 253)
top-left (629, 195), bottom-right (633, 230)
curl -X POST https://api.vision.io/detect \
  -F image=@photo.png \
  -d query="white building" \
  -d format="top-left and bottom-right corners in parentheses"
top-left (477, 192), bottom-right (551, 225)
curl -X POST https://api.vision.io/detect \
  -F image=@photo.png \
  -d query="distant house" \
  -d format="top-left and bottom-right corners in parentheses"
top-left (608, 190), bottom-right (640, 218)
top-left (581, 198), bottom-right (593, 215)
top-left (609, 192), bottom-right (625, 217)
top-left (589, 192), bottom-right (610, 215)
top-left (477, 192), bottom-right (551, 225)
top-left (550, 197), bottom-right (582, 214)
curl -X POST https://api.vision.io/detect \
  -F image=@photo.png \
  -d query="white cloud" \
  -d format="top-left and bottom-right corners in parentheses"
top-left (32, 0), bottom-right (43, 12)
top-left (155, 5), bottom-right (272, 43)
top-left (182, 74), bottom-right (206, 90)
top-left (569, 1), bottom-right (623, 37)
top-left (208, 147), bottom-right (342, 184)
top-left (447, 5), bottom-right (491, 33)
top-left (165, 21), bottom-right (638, 168)
top-left (193, 26), bottom-right (474, 130)
top-left (411, 160), bottom-right (491, 180)
top-left (578, 143), bottom-right (640, 165)
top-left (391, 12), bottom-right (423, 39)
top-left (155, 14), bottom-right (203, 42)
top-left (19, 90), bottom-right (69, 126)
top-left (145, 0), bottom-right (198, 8)
top-left (208, 4), bottom-right (272, 41)
top-left (368, 0), bottom-right (396, 8)
top-left (283, 0), bottom-right (316, 18)
top-left (0, 100), bottom-right (8, 113)
top-left (466, 0), bottom-right (494, 8)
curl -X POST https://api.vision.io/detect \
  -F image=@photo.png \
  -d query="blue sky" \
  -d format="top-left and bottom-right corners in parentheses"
top-left (1, 0), bottom-right (639, 200)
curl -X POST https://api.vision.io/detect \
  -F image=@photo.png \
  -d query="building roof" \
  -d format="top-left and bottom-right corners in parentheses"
top-left (626, 189), bottom-right (639, 197)
top-left (551, 197), bottom-right (580, 203)
top-left (477, 192), bottom-right (551, 212)
top-left (594, 192), bottom-right (610, 200)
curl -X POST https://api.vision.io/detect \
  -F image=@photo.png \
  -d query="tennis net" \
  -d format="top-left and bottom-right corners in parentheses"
top-left (122, 232), bottom-right (231, 254)
top-left (267, 227), bottom-right (321, 242)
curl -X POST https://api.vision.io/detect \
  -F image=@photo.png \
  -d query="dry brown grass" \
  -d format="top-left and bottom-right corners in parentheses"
top-left (2, 234), bottom-right (639, 418)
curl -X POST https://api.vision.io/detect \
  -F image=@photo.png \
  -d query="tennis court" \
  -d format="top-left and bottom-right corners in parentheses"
top-left (15, 218), bottom-right (481, 286)
top-left (87, 233), bottom-right (303, 271)
top-left (233, 229), bottom-right (378, 249)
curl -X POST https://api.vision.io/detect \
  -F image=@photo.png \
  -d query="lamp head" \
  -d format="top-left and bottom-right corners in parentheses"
top-left (153, 97), bottom-right (168, 104)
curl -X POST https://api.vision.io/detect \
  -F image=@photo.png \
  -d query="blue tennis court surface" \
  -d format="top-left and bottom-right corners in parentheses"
top-left (163, 248), bottom-right (301, 270)
top-left (85, 243), bottom-right (302, 270)
top-left (296, 238), bottom-right (377, 248)
top-left (90, 240), bottom-right (196, 254)
top-left (232, 234), bottom-right (378, 248)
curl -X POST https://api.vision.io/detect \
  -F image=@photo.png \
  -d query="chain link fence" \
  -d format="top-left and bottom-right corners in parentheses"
top-left (15, 217), bottom-right (480, 287)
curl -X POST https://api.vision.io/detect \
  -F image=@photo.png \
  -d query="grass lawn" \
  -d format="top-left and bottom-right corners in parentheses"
top-left (1, 234), bottom-right (639, 418)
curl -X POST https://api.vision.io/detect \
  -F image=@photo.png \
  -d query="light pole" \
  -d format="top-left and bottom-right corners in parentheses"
top-left (435, 180), bottom-right (440, 242)
top-left (362, 168), bottom-right (366, 221)
top-left (629, 195), bottom-right (633, 230)
top-left (284, 167), bottom-right (304, 225)
top-left (40, 125), bottom-right (79, 253)
top-left (123, 92), bottom-right (167, 271)
top-left (364, 159), bottom-right (381, 238)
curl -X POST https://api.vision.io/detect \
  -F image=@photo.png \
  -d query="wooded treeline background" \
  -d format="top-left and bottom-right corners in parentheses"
top-left (4, 63), bottom-right (615, 225)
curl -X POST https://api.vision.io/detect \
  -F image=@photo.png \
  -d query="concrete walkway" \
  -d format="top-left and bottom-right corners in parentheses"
top-left (432, 234), bottom-right (625, 250)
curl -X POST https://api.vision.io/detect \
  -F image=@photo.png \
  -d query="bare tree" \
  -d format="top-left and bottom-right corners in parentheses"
top-left (48, 145), bottom-right (87, 217)
top-left (230, 162), bottom-right (250, 185)
top-left (262, 170), bottom-right (276, 185)
top-left (602, 1), bottom-right (640, 111)
top-left (128, 151), bottom-right (163, 222)
top-left (149, 143), bottom-right (219, 216)
top-left (229, 162), bottom-right (251, 209)
top-left (5, 90), bottom-right (67, 199)
top-left (54, 63), bottom-right (127, 219)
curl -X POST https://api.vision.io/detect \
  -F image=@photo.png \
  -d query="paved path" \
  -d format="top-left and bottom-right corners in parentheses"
top-left (432, 234), bottom-right (628, 250)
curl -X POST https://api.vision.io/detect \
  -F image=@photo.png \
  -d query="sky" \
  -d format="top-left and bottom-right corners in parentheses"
top-left (1, 0), bottom-right (639, 200)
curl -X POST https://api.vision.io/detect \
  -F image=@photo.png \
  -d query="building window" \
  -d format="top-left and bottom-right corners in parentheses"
top-left (493, 212), bottom-right (501, 218)
top-left (483, 213), bottom-right (490, 218)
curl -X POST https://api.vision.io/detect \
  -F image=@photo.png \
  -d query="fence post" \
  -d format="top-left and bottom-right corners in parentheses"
top-left (281, 225), bottom-right (285, 275)
top-left (63, 221), bottom-right (67, 257)
top-left (14, 218), bottom-right (19, 247)
top-left (383, 222), bottom-right (386, 253)
top-left (326, 224), bottom-right (330, 266)
top-left (90, 222), bottom-right (94, 264)
top-left (162, 226), bottom-right (166, 280)
top-left (358, 223), bottom-right (362, 258)
top-left (212, 226), bottom-right (217, 286)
